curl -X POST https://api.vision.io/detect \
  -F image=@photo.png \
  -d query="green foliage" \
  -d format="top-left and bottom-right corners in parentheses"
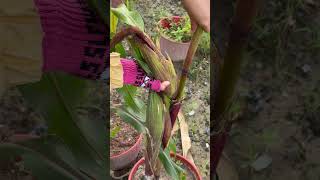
top-left (111, 4), bottom-right (144, 31)
top-left (117, 96), bottom-right (147, 134)
top-left (145, 92), bottom-right (164, 174)
top-left (0, 72), bottom-right (107, 179)
top-left (112, 4), bottom-right (200, 179)
top-left (152, 7), bottom-right (172, 22)
top-left (199, 32), bottom-right (211, 54)
top-left (125, 0), bottom-right (137, 11)
top-left (0, 137), bottom-right (88, 180)
top-left (160, 16), bottom-right (192, 42)
top-left (110, 126), bottom-right (121, 139)
top-left (110, 11), bottom-right (119, 36)
top-left (158, 149), bottom-right (179, 179)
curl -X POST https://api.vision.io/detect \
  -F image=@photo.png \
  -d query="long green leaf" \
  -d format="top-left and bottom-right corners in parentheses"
top-left (117, 106), bottom-right (146, 133)
top-left (111, 4), bottom-right (144, 31)
top-left (18, 72), bottom-right (107, 179)
top-left (158, 149), bottom-right (180, 180)
top-left (126, 98), bottom-right (146, 123)
top-left (115, 43), bottom-right (127, 57)
top-left (116, 85), bottom-right (139, 111)
top-left (0, 139), bottom-right (87, 180)
top-left (128, 39), bottom-right (153, 76)
top-left (110, 11), bottom-right (118, 35)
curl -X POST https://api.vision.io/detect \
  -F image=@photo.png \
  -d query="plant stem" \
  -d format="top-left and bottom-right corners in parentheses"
top-left (175, 27), bottom-right (203, 101)
top-left (211, 0), bottom-right (259, 176)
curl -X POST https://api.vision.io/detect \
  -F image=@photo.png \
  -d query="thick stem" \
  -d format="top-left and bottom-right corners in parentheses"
top-left (175, 27), bottom-right (203, 101)
top-left (211, 0), bottom-right (259, 176)
top-left (153, 159), bottom-right (162, 178)
top-left (212, 0), bottom-right (259, 131)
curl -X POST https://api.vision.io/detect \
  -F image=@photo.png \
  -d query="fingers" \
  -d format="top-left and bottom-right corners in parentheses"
top-left (111, 0), bottom-right (123, 8)
top-left (190, 17), bottom-right (198, 32)
top-left (160, 81), bottom-right (170, 91)
top-left (183, 0), bottom-right (210, 33)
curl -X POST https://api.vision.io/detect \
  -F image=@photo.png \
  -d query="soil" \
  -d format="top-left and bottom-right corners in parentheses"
top-left (110, 114), bottom-right (140, 157)
top-left (0, 88), bottom-right (42, 138)
top-left (216, 0), bottom-right (320, 180)
top-left (133, 160), bottom-right (196, 180)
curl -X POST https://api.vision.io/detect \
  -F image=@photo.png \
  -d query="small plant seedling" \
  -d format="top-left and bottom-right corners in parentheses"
top-left (110, 125), bottom-right (121, 139)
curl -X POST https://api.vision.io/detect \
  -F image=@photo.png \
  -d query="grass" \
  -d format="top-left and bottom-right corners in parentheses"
top-left (250, 1), bottom-right (314, 65)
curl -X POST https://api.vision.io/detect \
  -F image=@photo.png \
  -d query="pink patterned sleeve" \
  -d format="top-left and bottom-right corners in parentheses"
top-left (120, 59), bottom-right (162, 92)
top-left (34, 0), bottom-right (108, 80)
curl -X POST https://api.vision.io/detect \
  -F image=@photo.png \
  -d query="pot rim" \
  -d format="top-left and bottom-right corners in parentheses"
top-left (128, 152), bottom-right (202, 180)
top-left (157, 16), bottom-right (191, 45)
top-left (110, 133), bottom-right (143, 159)
top-left (8, 134), bottom-right (40, 142)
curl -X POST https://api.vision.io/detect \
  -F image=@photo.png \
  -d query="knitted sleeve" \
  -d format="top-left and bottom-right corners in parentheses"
top-left (120, 59), bottom-right (162, 92)
top-left (34, 0), bottom-right (108, 80)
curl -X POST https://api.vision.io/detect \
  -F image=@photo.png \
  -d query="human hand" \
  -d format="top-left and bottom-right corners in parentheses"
top-left (182, 0), bottom-right (210, 32)
top-left (111, 0), bottom-right (123, 7)
top-left (160, 81), bottom-right (170, 91)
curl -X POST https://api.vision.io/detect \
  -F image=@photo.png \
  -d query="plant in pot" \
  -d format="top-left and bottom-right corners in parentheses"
top-left (110, 88), bottom-right (143, 172)
top-left (111, 4), bottom-right (204, 179)
top-left (110, 4), bottom-right (145, 173)
top-left (157, 16), bottom-right (192, 62)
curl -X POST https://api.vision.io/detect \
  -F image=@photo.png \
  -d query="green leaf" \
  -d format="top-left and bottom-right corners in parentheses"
top-left (159, 149), bottom-right (180, 180)
top-left (167, 138), bottom-right (177, 155)
top-left (117, 105), bottom-right (146, 133)
top-left (110, 126), bottom-right (121, 139)
top-left (165, 148), bottom-right (185, 176)
top-left (115, 43), bottom-right (127, 57)
top-left (128, 39), bottom-right (153, 76)
top-left (18, 72), bottom-right (107, 179)
top-left (125, 98), bottom-right (146, 123)
top-left (0, 137), bottom-right (88, 180)
top-left (110, 11), bottom-right (118, 35)
top-left (111, 4), bottom-right (144, 31)
top-left (117, 85), bottom-right (139, 111)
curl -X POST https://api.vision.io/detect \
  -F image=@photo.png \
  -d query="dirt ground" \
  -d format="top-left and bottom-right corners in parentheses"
top-left (217, 0), bottom-right (320, 180)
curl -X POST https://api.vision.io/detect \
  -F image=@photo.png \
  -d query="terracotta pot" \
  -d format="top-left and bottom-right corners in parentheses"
top-left (128, 153), bottom-right (202, 180)
top-left (158, 16), bottom-right (191, 62)
top-left (110, 134), bottom-right (143, 171)
top-left (8, 134), bottom-right (39, 142)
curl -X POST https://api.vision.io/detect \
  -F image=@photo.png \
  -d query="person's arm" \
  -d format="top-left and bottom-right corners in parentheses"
top-left (182, 0), bottom-right (210, 32)
top-left (120, 59), bottom-right (170, 92)
top-left (36, 0), bottom-right (108, 80)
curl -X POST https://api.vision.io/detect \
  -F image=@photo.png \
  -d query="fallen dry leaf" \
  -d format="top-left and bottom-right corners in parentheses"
top-left (171, 117), bottom-right (180, 135)
top-left (178, 111), bottom-right (192, 158)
